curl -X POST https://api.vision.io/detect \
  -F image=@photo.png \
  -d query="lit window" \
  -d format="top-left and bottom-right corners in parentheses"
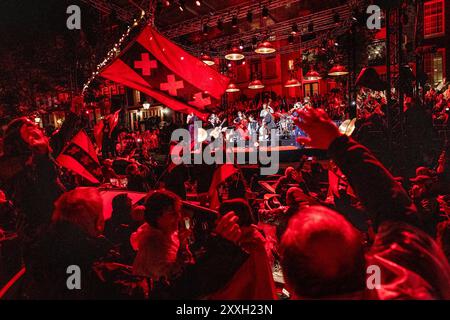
top-left (424, 0), bottom-right (445, 38)
top-left (424, 49), bottom-right (445, 85)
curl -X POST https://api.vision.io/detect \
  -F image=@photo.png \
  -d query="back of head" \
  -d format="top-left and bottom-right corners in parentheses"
top-left (126, 163), bottom-right (138, 175)
top-left (144, 190), bottom-right (181, 228)
top-left (53, 187), bottom-right (104, 237)
top-left (111, 193), bottom-right (131, 223)
top-left (280, 205), bottom-right (365, 298)
top-left (219, 198), bottom-right (255, 227)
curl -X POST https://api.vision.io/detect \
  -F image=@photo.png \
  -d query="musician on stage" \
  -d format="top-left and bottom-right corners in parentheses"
top-left (259, 103), bottom-right (274, 119)
top-left (260, 105), bottom-right (276, 140)
top-left (187, 112), bottom-right (199, 143)
top-left (233, 111), bottom-right (249, 141)
top-left (207, 113), bottom-right (220, 130)
top-left (247, 114), bottom-right (259, 138)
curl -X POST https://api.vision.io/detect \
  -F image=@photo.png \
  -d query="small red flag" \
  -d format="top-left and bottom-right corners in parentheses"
top-left (56, 130), bottom-right (102, 184)
top-left (208, 164), bottom-right (239, 209)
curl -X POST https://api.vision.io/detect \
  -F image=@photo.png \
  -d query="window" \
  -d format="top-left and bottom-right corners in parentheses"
top-left (424, 49), bottom-right (445, 85)
top-left (424, 0), bottom-right (445, 38)
top-left (303, 83), bottom-right (319, 97)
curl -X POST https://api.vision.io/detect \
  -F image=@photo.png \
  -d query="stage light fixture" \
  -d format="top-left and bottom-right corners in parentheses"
top-left (217, 19), bottom-right (224, 31)
top-left (305, 68), bottom-right (322, 81)
top-left (226, 83), bottom-right (240, 92)
top-left (248, 79), bottom-right (264, 89)
top-left (328, 64), bottom-right (349, 76)
top-left (333, 12), bottom-right (340, 23)
top-left (225, 46), bottom-right (244, 61)
top-left (202, 23), bottom-right (208, 35)
top-left (255, 41), bottom-right (276, 54)
top-left (196, 1), bottom-right (201, 6)
top-left (284, 78), bottom-right (301, 88)
top-left (262, 6), bottom-right (269, 19)
top-left (247, 11), bottom-right (253, 23)
top-left (200, 54), bottom-right (215, 66)
top-left (232, 15), bottom-right (238, 27)
top-left (288, 34), bottom-right (294, 44)
top-left (164, 1), bottom-right (170, 7)
top-left (178, 0), bottom-right (185, 12)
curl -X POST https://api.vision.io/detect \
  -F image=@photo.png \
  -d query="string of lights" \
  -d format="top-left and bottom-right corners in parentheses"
top-left (81, 10), bottom-right (147, 95)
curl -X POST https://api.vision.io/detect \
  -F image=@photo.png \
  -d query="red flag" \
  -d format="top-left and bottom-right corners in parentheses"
top-left (93, 121), bottom-right (104, 150)
top-left (100, 25), bottom-right (229, 118)
top-left (327, 168), bottom-right (356, 201)
top-left (207, 241), bottom-right (277, 300)
top-left (208, 164), bottom-right (238, 209)
top-left (56, 130), bottom-right (102, 184)
top-left (93, 110), bottom-right (120, 150)
top-left (107, 109), bottom-right (120, 138)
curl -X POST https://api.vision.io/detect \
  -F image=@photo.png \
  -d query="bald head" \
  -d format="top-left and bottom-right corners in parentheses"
top-left (280, 205), bottom-right (366, 298)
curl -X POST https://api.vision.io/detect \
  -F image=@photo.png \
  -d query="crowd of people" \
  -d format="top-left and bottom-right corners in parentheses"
top-left (0, 90), bottom-right (450, 299)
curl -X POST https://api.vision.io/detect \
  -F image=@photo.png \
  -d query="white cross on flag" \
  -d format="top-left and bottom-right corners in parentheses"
top-left (134, 53), bottom-right (158, 76)
top-left (100, 25), bottom-right (230, 119)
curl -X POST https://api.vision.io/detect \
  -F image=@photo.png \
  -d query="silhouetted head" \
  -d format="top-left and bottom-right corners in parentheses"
top-left (280, 205), bottom-right (366, 298)
top-left (53, 187), bottom-right (104, 238)
top-left (144, 190), bottom-right (181, 233)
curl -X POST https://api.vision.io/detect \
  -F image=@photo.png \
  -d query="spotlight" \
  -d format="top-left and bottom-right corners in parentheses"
top-left (225, 46), bottom-right (244, 60)
top-left (255, 41), bottom-right (276, 54)
top-left (247, 11), bottom-right (253, 23)
top-left (308, 21), bottom-right (314, 33)
top-left (217, 19), bottom-right (224, 31)
top-left (200, 54), bottom-right (215, 66)
top-left (262, 6), bottom-right (269, 19)
top-left (178, 0), bottom-right (185, 12)
top-left (291, 23), bottom-right (298, 35)
top-left (202, 23), bottom-right (208, 35)
top-left (239, 40), bottom-right (244, 50)
top-left (232, 15), bottom-right (238, 27)
top-left (333, 12), bottom-right (340, 23)
top-left (196, 0), bottom-right (201, 6)
top-left (288, 34), bottom-right (294, 44)
top-left (164, 1), bottom-right (170, 7)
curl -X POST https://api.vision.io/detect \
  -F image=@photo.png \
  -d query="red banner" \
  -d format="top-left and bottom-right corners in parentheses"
top-left (100, 25), bottom-right (229, 118)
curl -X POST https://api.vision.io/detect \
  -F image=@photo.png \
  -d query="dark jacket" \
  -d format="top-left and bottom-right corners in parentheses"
top-left (148, 235), bottom-right (248, 299)
top-left (329, 135), bottom-right (450, 299)
top-left (24, 221), bottom-right (147, 299)
top-left (0, 154), bottom-right (65, 241)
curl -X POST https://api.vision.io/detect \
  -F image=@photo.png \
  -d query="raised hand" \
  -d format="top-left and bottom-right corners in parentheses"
top-left (293, 107), bottom-right (342, 150)
top-left (214, 211), bottom-right (241, 244)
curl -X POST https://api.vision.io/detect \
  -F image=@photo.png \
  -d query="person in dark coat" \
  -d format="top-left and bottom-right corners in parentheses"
top-left (281, 108), bottom-right (450, 300)
top-left (104, 193), bottom-right (135, 264)
top-left (24, 187), bottom-right (147, 299)
top-left (0, 118), bottom-right (65, 242)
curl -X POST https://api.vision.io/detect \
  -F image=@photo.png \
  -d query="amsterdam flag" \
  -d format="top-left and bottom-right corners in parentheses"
top-left (100, 25), bottom-right (229, 118)
top-left (56, 130), bottom-right (103, 184)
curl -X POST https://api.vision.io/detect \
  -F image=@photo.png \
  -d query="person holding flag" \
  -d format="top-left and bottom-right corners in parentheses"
top-left (0, 118), bottom-right (66, 243)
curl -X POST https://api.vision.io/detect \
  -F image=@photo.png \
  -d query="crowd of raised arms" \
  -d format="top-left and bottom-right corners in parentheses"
top-left (0, 87), bottom-right (449, 300)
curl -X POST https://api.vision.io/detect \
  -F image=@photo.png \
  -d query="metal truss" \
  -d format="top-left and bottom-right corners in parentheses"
top-left (178, 5), bottom-right (352, 56)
